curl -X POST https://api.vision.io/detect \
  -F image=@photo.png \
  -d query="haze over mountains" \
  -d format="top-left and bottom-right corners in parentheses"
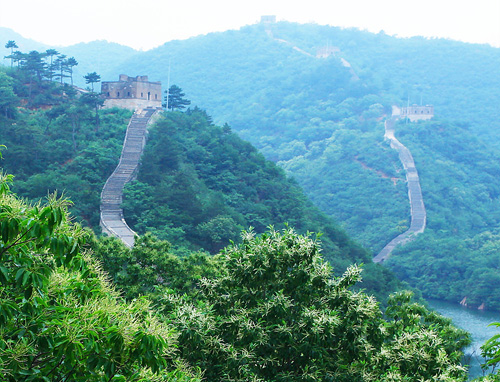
top-left (2, 20), bottom-right (500, 309)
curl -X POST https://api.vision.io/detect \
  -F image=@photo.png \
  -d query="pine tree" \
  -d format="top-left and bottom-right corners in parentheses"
top-left (164, 84), bottom-right (191, 110)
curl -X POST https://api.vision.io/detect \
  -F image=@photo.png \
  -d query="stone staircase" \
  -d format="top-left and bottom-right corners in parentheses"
top-left (100, 108), bottom-right (157, 247)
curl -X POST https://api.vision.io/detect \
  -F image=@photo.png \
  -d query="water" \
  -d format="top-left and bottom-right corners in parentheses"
top-left (427, 299), bottom-right (500, 379)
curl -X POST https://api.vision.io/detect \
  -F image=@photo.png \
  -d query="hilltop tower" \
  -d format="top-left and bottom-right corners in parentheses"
top-left (101, 74), bottom-right (162, 110)
top-left (392, 104), bottom-right (434, 122)
top-left (260, 15), bottom-right (276, 23)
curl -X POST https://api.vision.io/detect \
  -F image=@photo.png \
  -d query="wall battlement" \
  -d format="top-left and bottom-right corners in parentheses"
top-left (101, 74), bottom-right (162, 110)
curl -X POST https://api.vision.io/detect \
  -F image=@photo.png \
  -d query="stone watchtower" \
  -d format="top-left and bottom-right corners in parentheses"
top-left (101, 75), bottom-right (162, 110)
top-left (392, 104), bottom-right (434, 122)
top-left (260, 15), bottom-right (276, 23)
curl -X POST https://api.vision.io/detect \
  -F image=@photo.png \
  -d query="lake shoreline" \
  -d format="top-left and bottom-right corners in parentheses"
top-left (427, 298), bottom-right (500, 379)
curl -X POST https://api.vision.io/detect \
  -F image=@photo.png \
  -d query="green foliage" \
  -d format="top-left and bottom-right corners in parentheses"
top-left (0, 48), bottom-right (127, 228)
top-left (158, 228), bottom-right (469, 381)
top-left (164, 84), bottom-right (191, 111)
top-left (1, 46), bottom-right (80, 108)
top-left (84, 71), bottom-right (101, 92)
top-left (0, 91), bottom-right (132, 226)
top-left (107, 22), bottom-right (500, 308)
top-left (0, 173), bottom-right (200, 381)
top-left (91, 232), bottom-right (222, 302)
top-left (122, 108), bottom-right (401, 301)
top-left (0, 70), bottom-right (18, 118)
top-left (6, 25), bottom-right (500, 308)
top-left (386, 120), bottom-right (500, 309)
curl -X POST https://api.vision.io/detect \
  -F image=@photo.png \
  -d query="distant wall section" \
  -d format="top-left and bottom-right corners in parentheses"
top-left (101, 74), bottom-right (162, 110)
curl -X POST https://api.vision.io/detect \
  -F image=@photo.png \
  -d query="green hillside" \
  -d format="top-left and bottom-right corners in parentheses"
top-left (121, 108), bottom-right (400, 300)
top-left (107, 22), bottom-right (500, 308)
top-left (0, 172), bottom-right (476, 381)
top-left (0, 61), bottom-right (400, 302)
top-left (3, 21), bottom-right (500, 309)
top-left (4, 25), bottom-right (500, 381)
top-left (386, 119), bottom-right (500, 309)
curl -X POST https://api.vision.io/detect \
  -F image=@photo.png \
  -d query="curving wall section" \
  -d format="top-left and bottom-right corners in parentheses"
top-left (373, 117), bottom-right (426, 263)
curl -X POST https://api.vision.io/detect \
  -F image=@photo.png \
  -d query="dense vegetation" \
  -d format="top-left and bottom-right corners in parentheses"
top-left (0, 59), bottom-right (131, 228)
top-left (7, 26), bottom-right (500, 310)
top-left (3, 166), bottom-right (486, 380)
top-left (92, 227), bottom-right (476, 381)
top-left (0, 45), bottom-right (400, 301)
top-left (99, 22), bottom-right (500, 308)
top-left (122, 109), bottom-right (401, 301)
top-left (2, 37), bottom-right (500, 381)
top-left (386, 119), bottom-right (500, 309)
top-left (0, 173), bottom-right (201, 381)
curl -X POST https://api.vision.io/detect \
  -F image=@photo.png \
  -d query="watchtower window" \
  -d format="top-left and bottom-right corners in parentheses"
top-left (155, 94), bottom-right (157, 99)
top-left (117, 92), bottom-right (120, 97)
top-left (128, 92), bottom-right (131, 97)
top-left (107, 92), bottom-right (110, 97)
top-left (148, 92), bottom-right (150, 100)
top-left (141, 92), bottom-right (143, 97)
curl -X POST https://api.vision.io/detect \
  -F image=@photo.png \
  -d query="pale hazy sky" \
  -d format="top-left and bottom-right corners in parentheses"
top-left (1, 0), bottom-right (499, 51)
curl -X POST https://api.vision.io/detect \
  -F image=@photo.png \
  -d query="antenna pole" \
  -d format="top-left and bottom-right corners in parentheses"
top-left (406, 93), bottom-right (410, 124)
top-left (166, 59), bottom-right (171, 111)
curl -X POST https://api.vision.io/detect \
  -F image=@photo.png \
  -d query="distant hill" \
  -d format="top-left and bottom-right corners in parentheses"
top-left (104, 22), bottom-right (500, 144)
top-left (0, 28), bottom-right (137, 88)
top-left (0, 27), bottom-right (49, 58)
top-left (58, 41), bottom-right (138, 87)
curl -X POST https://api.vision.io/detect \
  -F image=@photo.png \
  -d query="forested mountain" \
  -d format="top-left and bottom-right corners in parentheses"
top-left (386, 120), bottom-right (500, 309)
top-left (0, 61), bottom-right (400, 302)
top-left (4, 23), bottom-right (500, 381)
top-left (121, 109), bottom-right (401, 300)
top-left (0, 174), bottom-right (476, 381)
top-left (105, 22), bottom-right (500, 143)
top-left (3, 20), bottom-right (500, 309)
top-left (105, 22), bottom-right (500, 308)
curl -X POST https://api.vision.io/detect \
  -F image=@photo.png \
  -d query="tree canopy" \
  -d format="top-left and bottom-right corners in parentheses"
top-left (0, 171), bottom-right (200, 381)
top-left (164, 84), bottom-right (191, 111)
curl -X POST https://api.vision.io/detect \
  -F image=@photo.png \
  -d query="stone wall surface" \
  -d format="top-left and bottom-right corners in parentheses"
top-left (373, 117), bottom-right (427, 263)
top-left (100, 108), bottom-right (159, 247)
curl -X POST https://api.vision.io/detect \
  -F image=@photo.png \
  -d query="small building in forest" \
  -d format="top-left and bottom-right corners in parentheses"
top-left (101, 74), bottom-right (162, 110)
top-left (392, 104), bottom-right (434, 122)
top-left (316, 46), bottom-right (340, 58)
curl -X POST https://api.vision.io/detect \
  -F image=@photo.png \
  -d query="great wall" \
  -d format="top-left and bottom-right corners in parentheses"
top-left (373, 117), bottom-right (427, 262)
top-left (100, 72), bottom-right (427, 259)
top-left (100, 107), bottom-right (428, 260)
top-left (100, 108), bottom-right (158, 247)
